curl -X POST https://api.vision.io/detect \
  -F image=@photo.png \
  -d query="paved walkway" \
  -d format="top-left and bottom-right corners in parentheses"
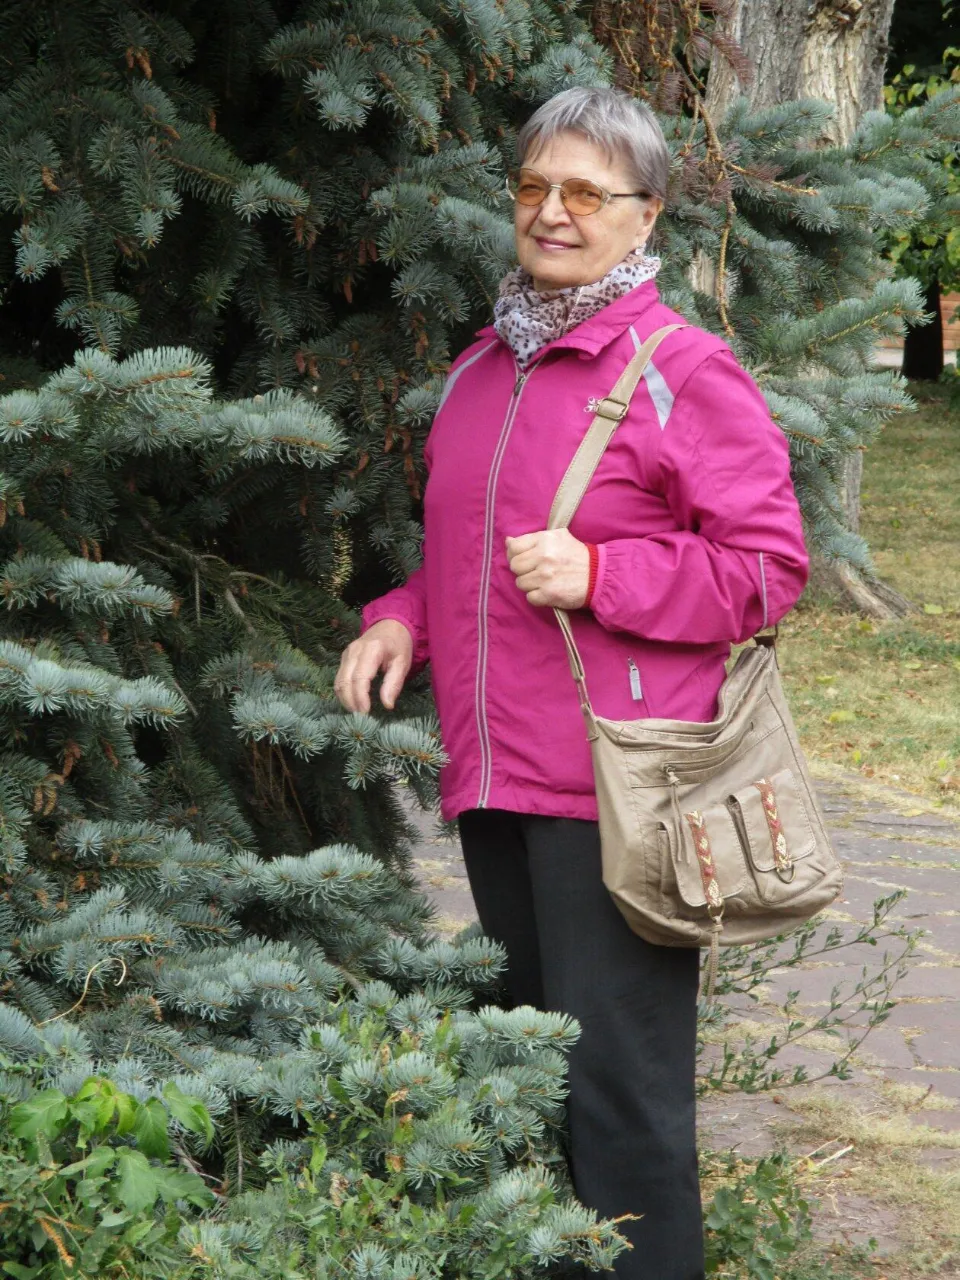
top-left (405, 777), bottom-right (960, 1269)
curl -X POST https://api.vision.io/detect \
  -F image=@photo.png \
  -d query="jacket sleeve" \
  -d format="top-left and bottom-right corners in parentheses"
top-left (589, 349), bottom-right (809, 645)
top-left (358, 339), bottom-right (490, 668)
top-left (358, 412), bottom-right (438, 675)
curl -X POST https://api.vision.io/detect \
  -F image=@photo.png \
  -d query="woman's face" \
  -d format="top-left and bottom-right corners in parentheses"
top-left (514, 130), bottom-right (661, 292)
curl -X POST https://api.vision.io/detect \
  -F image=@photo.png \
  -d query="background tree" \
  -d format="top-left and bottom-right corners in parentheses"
top-left (703, 0), bottom-right (896, 142)
top-left (886, 0), bottom-right (960, 381)
top-left (592, 0), bottom-right (959, 619)
top-left (704, 0), bottom-right (911, 619)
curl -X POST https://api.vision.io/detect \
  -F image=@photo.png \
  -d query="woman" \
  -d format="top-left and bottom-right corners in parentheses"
top-left (335, 86), bottom-right (808, 1280)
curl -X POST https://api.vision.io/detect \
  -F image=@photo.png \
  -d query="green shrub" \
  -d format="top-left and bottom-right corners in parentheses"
top-left (181, 1146), bottom-right (625, 1278)
top-left (0, 1074), bottom-right (213, 1278)
top-left (703, 1152), bottom-right (813, 1280)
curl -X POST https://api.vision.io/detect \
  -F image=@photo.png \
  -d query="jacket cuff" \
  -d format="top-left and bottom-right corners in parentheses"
top-left (588, 542), bottom-right (609, 614)
top-left (584, 542), bottom-right (600, 606)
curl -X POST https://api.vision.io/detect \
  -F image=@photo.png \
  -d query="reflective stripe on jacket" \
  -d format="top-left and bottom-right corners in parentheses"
top-left (361, 280), bottom-right (809, 823)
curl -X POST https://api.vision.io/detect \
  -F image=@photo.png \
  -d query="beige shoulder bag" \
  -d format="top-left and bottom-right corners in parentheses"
top-left (549, 325), bottom-right (843, 993)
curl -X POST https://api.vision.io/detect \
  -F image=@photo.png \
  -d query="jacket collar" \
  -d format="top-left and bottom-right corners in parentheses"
top-left (475, 278), bottom-right (662, 361)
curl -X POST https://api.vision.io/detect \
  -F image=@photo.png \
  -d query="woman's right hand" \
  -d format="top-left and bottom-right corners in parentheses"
top-left (334, 619), bottom-right (413, 713)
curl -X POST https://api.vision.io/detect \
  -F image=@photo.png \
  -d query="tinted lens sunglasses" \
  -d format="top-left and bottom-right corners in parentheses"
top-left (506, 167), bottom-right (651, 216)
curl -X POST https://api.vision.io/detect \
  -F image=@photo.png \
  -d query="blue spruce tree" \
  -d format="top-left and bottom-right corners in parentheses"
top-left (0, 0), bottom-right (630, 1263)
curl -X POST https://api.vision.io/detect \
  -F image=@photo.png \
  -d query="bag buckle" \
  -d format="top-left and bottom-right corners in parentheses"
top-left (593, 397), bottom-right (629, 422)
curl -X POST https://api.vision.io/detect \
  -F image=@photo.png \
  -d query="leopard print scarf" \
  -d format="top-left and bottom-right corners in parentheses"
top-left (493, 247), bottom-right (662, 370)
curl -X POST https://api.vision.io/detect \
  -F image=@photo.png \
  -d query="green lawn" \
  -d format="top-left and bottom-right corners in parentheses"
top-left (779, 381), bottom-right (960, 807)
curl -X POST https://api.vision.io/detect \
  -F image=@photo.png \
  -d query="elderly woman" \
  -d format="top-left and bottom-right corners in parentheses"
top-left (336, 87), bottom-right (808, 1280)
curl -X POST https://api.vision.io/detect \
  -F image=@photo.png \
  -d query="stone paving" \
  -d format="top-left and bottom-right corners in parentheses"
top-left (404, 776), bottom-right (960, 1268)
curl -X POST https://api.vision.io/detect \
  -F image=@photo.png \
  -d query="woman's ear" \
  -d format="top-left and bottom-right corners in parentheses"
top-left (636, 199), bottom-right (662, 250)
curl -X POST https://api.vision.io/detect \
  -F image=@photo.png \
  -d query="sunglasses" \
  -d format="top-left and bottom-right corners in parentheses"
top-left (506, 167), bottom-right (651, 216)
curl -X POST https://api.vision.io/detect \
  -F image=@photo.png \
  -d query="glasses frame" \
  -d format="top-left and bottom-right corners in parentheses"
top-left (505, 167), bottom-right (651, 216)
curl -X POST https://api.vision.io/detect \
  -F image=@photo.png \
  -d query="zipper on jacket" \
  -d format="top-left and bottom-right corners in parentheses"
top-left (628, 657), bottom-right (643, 701)
top-left (475, 358), bottom-right (541, 808)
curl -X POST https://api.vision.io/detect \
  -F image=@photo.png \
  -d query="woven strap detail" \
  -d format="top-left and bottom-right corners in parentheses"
top-left (754, 777), bottom-right (795, 880)
top-left (685, 810), bottom-right (725, 1002)
top-left (684, 810), bottom-right (725, 914)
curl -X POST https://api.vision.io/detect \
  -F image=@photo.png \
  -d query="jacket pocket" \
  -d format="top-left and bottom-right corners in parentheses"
top-left (726, 768), bottom-right (817, 904)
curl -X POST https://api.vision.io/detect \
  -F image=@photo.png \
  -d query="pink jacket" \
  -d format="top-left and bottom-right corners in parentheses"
top-left (361, 281), bottom-right (809, 823)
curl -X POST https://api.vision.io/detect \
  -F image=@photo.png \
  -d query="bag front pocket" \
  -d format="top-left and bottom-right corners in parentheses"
top-left (673, 801), bottom-right (751, 916)
top-left (726, 768), bottom-right (817, 903)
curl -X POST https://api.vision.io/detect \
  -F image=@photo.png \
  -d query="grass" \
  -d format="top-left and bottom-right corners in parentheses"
top-left (698, 1081), bottom-right (960, 1279)
top-left (779, 381), bottom-right (960, 807)
top-left (776, 1087), bottom-right (960, 1277)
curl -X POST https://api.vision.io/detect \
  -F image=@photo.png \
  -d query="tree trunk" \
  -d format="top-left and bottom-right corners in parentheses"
top-left (706, 0), bottom-right (911, 619)
top-left (902, 277), bottom-right (944, 382)
top-left (706, 0), bottom-right (896, 143)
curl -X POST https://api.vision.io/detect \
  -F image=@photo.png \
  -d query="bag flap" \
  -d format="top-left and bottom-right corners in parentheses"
top-left (729, 768), bottom-right (816, 874)
top-left (675, 802), bottom-right (751, 907)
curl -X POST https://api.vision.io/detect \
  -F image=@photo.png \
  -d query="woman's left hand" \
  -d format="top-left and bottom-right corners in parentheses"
top-left (505, 529), bottom-right (591, 609)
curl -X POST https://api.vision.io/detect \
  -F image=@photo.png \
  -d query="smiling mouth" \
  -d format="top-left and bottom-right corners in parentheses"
top-left (534, 237), bottom-right (578, 249)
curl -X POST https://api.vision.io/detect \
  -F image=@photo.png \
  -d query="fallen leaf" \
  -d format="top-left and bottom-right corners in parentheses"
top-left (924, 603), bottom-right (944, 615)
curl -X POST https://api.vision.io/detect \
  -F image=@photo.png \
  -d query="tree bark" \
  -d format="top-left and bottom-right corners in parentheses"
top-left (902, 277), bottom-right (944, 382)
top-left (706, 0), bottom-right (896, 143)
top-left (706, 0), bottom-right (912, 619)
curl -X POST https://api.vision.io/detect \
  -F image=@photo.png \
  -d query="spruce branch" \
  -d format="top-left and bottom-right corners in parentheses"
top-left (223, 588), bottom-right (256, 636)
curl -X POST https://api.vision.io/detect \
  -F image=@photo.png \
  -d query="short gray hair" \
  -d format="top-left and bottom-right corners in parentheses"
top-left (516, 86), bottom-right (670, 202)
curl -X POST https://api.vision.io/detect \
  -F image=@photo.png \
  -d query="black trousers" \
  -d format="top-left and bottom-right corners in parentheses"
top-left (457, 809), bottom-right (705, 1280)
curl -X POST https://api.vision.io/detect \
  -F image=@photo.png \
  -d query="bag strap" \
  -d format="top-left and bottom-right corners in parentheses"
top-left (547, 324), bottom-right (686, 720)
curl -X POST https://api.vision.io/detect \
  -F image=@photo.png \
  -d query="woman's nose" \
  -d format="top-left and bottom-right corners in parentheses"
top-left (537, 187), bottom-right (571, 224)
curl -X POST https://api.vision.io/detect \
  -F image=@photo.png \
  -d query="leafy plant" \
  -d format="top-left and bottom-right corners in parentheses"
top-left (0, 999), bottom-right (633, 1279)
top-left (698, 892), bottom-right (920, 1095)
top-left (702, 1145), bottom-right (886, 1280)
top-left (885, 42), bottom-right (960, 295)
top-left (0, 1074), bottom-right (214, 1278)
top-left (703, 1152), bottom-right (813, 1280)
